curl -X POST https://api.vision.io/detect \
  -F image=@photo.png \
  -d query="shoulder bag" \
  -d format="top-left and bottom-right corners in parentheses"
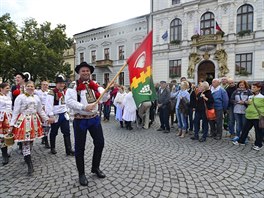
top-left (203, 94), bottom-right (216, 120)
top-left (252, 97), bottom-right (264, 128)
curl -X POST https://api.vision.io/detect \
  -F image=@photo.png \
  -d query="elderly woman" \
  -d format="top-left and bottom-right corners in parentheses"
top-left (0, 83), bottom-right (12, 165)
top-left (233, 82), bottom-right (264, 151)
top-left (175, 81), bottom-right (190, 138)
top-left (10, 81), bottom-right (52, 176)
top-left (191, 81), bottom-right (214, 142)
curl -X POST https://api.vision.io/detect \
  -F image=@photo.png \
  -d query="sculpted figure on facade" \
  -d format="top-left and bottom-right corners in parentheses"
top-left (214, 49), bottom-right (229, 77)
top-left (188, 53), bottom-right (201, 78)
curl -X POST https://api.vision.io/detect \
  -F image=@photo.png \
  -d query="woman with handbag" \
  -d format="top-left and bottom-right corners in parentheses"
top-left (191, 81), bottom-right (214, 142)
top-left (233, 82), bottom-right (264, 151)
top-left (0, 83), bottom-right (12, 165)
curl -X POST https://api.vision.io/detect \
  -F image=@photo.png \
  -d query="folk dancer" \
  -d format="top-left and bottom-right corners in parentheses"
top-left (35, 81), bottom-right (50, 148)
top-left (65, 61), bottom-right (109, 186)
top-left (45, 76), bottom-right (74, 156)
top-left (0, 83), bottom-right (12, 165)
top-left (9, 81), bottom-right (52, 176)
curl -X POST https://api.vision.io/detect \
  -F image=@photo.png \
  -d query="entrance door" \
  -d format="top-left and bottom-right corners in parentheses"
top-left (198, 61), bottom-right (215, 85)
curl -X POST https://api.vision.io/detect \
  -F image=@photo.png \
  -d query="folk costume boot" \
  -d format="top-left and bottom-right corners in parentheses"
top-left (24, 155), bottom-right (34, 176)
top-left (91, 151), bottom-right (106, 178)
top-left (76, 156), bottom-right (88, 186)
top-left (180, 130), bottom-right (186, 138)
top-left (50, 136), bottom-right (57, 154)
top-left (43, 136), bottom-right (50, 149)
top-left (41, 137), bottom-right (45, 144)
top-left (120, 121), bottom-right (124, 128)
top-left (1, 147), bottom-right (9, 165)
top-left (63, 136), bottom-right (75, 156)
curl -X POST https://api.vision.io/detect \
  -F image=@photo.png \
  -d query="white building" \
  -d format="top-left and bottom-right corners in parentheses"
top-left (152, 0), bottom-right (264, 84)
top-left (73, 15), bottom-right (149, 86)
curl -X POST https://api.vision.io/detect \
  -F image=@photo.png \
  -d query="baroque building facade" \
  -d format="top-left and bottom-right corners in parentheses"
top-left (152, 0), bottom-right (264, 84)
top-left (73, 15), bottom-right (149, 86)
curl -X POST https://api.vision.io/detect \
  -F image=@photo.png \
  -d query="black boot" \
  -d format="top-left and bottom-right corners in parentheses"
top-left (50, 136), bottom-right (57, 154)
top-left (41, 137), bottom-right (45, 144)
top-left (120, 121), bottom-right (123, 128)
top-left (128, 121), bottom-right (133, 130)
top-left (91, 151), bottom-right (106, 178)
top-left (76, 156), bottom-right (88, 186)
top-left (24, 155), bottom-right (34, 176)
top-left (1, 147), bottom-right (9, 165)
top-left (64, 136), bottom-right (74, 156)
top-left (43, 136), bottom-right (50, 149)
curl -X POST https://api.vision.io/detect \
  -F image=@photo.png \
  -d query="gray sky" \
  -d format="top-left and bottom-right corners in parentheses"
top-left (0, 0), bottom-right (150, 37)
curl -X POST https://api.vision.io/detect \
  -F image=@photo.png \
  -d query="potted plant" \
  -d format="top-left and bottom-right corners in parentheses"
top-left (237, 30), bottom-right (251, 37)
top-left (170, 40), bottom-right (181, 45)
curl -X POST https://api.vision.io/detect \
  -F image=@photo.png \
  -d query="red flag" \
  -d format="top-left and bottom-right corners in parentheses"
top-left (216, 21), bottom-right (223, 32)
top-left (126, 31), bottom-right (156, 107)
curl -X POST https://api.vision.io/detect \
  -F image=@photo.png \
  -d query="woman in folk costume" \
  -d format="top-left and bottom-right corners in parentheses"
top-left (10, 81), bottom-right (52, 176)
top-left (122, 87), bottom-right (137, 130)
top-left (0, 83), bottom-right (12, 165)
top-left (113, 85), bottom-right (126, 128)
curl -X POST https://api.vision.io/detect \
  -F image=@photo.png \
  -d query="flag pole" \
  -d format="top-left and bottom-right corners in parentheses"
top-left (94, 61), bottom-right (128, 104)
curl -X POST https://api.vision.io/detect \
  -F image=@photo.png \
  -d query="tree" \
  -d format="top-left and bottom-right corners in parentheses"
top-left (0, 13), bottom-right (74, 83)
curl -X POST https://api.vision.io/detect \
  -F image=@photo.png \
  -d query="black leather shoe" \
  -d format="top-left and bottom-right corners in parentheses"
top-left (214, 136), bottom-right (221, 140)
top-left (163, 130), bottom-right (170, 133)
top-left (50, 148), bottom-right (57, 154)
top-left (157, 128), bottom-right (164, 131)
top-left (190, 136), bottom-right (199, 140)
top-left (79, 174), bottom-right (88, 186)
top-left (91, 168), bottom-right (106, 178)
top-left (199, 137), bottom-right (206, 142)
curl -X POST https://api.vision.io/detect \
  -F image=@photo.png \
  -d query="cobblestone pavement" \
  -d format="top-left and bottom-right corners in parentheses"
top-left (1, 115), bottom-right (264, 198)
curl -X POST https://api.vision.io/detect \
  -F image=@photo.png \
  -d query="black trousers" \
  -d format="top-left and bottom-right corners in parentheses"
top-left (73, 116), bottom-right (104, 175)
top-left (159, 105), bottom-right (170, 131)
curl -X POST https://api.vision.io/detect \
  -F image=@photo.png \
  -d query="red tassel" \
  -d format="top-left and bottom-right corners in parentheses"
top-left (13, 89), bottom-right (20, 96)
top-left (94, 91), bottom-right (100, 99)
top-left (88, 80), bottom-right (99, 90)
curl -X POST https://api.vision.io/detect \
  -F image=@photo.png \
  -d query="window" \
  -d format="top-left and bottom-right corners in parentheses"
top-left (172, 0), bottom-right (180, 5)
top-left (135, 42), bottom-right (141, 50)
top-left (80, 52), bottom-right (84, 62)
top-left (170, 18), bottom-right (182, 42)
top-left (200, 12), bottom-right (215, 35)
top-left (235, 53), bottom-right (252, 75)
top-left (104, 48), bottom-right (109, 60)
top-left (118, 46), bottom-right (125, 60)
top-left (91, 50), bottom-right (96, 63)
top-left (119, 72), bottom-right (124, 85)
top-left (104, 73), bottom-right (109, 85)
top-left (169, 60), bottom-right (181, 77)
top-left (237, 4), bottom-right (254, 33)
top-left (92, 74), bottom-right (96, 81)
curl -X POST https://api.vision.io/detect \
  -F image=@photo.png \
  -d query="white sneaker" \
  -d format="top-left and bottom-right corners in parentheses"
top-left (252, 145), bottom-right (262, 151)
top-left (232, 141), bottom-right (239, 145)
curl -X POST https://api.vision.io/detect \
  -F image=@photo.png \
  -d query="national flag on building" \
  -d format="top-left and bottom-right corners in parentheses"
top-left (161, 30), bottom-right (168, 40)
top-left (127, 31), bottom-right (157, 107)
top-left (216, 21), bottom-right (223, 32)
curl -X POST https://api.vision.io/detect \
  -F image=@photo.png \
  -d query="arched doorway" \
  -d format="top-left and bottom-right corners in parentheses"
top-left (198, 61), bottom-right (215, 85)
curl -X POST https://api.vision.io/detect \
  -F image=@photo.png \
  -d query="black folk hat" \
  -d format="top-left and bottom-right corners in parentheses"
top-left (55, 75), bottom-right (66, 83)
top-left (75, 62), bottom-right (94, 74)
top-left (14, 72), bottom-right (30, 82)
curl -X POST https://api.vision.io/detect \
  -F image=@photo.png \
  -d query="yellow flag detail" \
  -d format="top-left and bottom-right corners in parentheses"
top-left (131, 66), bottom-right (151, 89)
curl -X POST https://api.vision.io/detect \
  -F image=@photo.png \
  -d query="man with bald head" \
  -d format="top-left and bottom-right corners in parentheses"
top-left (209, 78), bottom-right (229, 140)
top-left (226, 78), bottom-right (237, 138)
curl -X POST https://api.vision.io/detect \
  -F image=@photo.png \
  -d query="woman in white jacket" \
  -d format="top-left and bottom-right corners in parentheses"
top-left (122, 87), bottom-right (137, 130)
top-left (113, 85), bottom-right (126, 128)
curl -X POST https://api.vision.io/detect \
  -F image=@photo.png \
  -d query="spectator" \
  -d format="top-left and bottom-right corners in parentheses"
top-left (230, 80), bottom-right (252, 141)
top-left (226, 78), bottom-right (237, 138)
top-left (233, 82), bottom-right (264, 151)
top-left (209, 78), bottom-right (229, 140)
top-left (191, 81), bottom-right (214, 142)
top-left (175, 81), bottom-right (190, 138)
top-left (157, 81), bottom-right (171, 133)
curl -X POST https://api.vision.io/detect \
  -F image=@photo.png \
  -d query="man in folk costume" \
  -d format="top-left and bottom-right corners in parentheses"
top-left (45, 76), bottom-right (74, 156)
top-left (65, 62), bottom-right (110, 186)
top-left (35, 81), bottom-right (50, 148)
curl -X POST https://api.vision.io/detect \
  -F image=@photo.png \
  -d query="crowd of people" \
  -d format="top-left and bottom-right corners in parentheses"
top-left (1, 67), bottom-right (264, 186)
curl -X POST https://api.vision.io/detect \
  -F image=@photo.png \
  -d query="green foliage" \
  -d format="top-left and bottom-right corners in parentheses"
top-left (0, 13), bottom-right (73, 83)
top-left (237, 30), bottom-right (251, 37)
